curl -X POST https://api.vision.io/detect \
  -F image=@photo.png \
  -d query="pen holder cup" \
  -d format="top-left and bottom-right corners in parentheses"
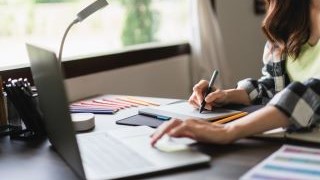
top-left (6, 98), bottom-right (24, 138)
top-left (3, 79), bottom-right (46, 141)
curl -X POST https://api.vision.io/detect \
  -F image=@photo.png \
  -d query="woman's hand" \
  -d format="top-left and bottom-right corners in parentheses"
top-left (188, 80), bottom-right (229, 110)
top-left (150, 118), bottom-right (235, 147)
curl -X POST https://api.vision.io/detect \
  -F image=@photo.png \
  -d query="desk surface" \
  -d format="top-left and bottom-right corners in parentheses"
top-left (0, 96), bottom-right (312, 180)
top-left (0, 135), bottom-right (282, 180)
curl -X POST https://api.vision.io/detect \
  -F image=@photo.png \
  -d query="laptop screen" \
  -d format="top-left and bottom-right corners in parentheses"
top-left (26, 43), bottom-right (85, 178)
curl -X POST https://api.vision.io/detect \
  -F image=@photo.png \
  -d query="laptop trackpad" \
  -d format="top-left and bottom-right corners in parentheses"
top-left (108, 126), bottom-right (208, 167)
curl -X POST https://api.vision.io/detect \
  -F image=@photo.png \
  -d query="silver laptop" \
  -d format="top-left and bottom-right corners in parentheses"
top-left (26, 44), bottom-right (210, 180)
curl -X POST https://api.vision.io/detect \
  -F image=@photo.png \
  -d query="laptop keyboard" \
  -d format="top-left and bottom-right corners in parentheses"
top-left (77, 133), bottom-right (153, 174)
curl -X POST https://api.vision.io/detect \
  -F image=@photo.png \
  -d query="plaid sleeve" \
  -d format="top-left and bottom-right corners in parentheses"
top-left (268, 78), bottom-right (320, 129)
top-left (237, 42), bottom-right (276, 105)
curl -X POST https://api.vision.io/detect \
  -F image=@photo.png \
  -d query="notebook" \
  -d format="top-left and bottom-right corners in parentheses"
top-left (139, 101), bottom-right (242, 121)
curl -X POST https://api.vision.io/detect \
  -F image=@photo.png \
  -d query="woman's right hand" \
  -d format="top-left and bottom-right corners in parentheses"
top-left (188, 80), bottom-right (229, 110)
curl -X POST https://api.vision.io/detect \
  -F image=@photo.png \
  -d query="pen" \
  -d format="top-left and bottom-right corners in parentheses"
top-left (199, 70), bottom-right (219, 113)
top-left (138, 112), bottom-right (171, 121)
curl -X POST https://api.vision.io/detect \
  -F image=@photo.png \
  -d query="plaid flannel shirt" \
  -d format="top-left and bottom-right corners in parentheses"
top-left (237, 42), bottom-right (320, 130)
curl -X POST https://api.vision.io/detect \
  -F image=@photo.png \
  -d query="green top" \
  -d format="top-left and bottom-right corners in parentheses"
top-left (286, 41), bottom-right (320, 82)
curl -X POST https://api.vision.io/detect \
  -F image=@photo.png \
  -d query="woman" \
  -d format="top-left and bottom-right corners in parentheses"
top-left (151, 0), bottom-right (320, 146)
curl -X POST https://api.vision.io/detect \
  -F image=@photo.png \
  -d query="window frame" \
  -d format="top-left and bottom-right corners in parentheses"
top-left (0, 42), bottom-right (190, 84)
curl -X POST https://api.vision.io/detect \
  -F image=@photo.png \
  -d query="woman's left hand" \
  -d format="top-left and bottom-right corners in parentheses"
top-left (150, 118), bottom-right (235, 146)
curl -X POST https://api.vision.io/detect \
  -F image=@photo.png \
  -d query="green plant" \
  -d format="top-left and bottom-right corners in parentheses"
top-left (120, 0), bottom-right (159, 46)
top-left (35, 0), bottom-right (74, 3)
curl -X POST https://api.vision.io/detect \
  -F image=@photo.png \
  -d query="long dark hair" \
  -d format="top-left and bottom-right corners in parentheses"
top-left (262, 0), bottom-right (311, 59)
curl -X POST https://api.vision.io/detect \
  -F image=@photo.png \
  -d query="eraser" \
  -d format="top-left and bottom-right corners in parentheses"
top-left (71, 113), bottom-right (95, 132)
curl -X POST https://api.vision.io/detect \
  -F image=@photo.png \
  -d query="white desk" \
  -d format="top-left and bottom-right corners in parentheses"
top-left (0, 95), bottom-right (285, 180)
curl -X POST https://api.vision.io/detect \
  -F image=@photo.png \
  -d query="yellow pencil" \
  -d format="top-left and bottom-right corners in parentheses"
top-left (212, 112), bottom-right (248, 125)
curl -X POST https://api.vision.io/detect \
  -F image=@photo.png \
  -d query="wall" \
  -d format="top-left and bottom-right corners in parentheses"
top-left (65, 55), bottom-right (191, 101)
top-left (216, 0), bottom-right (266, 86)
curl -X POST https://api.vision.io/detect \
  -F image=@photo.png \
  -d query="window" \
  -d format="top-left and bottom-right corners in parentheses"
top-left (0, 0), bottom-right (190, 69)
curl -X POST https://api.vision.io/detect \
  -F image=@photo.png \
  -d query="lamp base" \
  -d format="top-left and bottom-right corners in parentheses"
top-left (71, 113), bottom-right (95, 132)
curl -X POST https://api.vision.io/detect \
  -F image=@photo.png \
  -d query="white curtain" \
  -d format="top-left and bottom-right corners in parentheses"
top-left (189, 0), bottom-right (232, 88)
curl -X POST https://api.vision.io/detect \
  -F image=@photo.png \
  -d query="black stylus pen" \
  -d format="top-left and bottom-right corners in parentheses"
top-left (199, 70), bottom-right (219, 113)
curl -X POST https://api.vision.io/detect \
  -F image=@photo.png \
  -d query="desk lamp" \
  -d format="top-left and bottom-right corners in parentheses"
top-left (58, 0), bottom-right (108, 131)
top-left (58, 0), bottom-right (109, 65)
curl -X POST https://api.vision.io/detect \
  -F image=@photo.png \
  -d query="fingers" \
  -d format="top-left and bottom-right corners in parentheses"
top-left (150, 119), bottom-right (182, 146)
top-left (151, 118), bottom-right (232, 145)
top-left (188, 92), bottom-right (200, 108)
top-left (189, 80), bottom-right (226, 111)
top-left (168, 119), bottom-right (212, 140)
top-left (170, 120), bottom-right (230, 144)
top-left (168, 119), bottom-right (198, 139)
top-left (188, 80), bottom-right (210, 109)
top-left (193, 80), bottom-right (209, 104)
top-left (204, 104), bottom-right (213, 111)
top-left (205, 89), bottom-right (227, 106)
top-left (189, 98), bottom-right (212, 111)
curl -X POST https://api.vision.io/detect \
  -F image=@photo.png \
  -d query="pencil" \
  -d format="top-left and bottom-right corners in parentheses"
top-left (212, 112), bottom-right (248, 125)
